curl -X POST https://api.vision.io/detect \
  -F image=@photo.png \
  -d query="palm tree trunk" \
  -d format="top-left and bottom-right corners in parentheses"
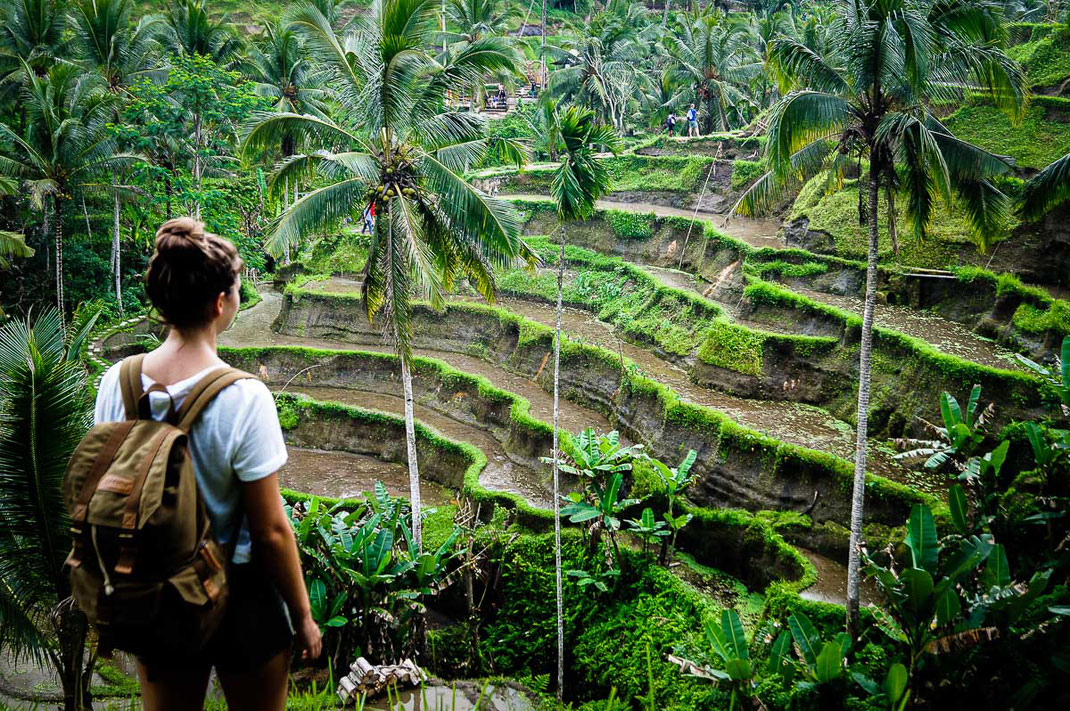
top-left (193, 113), bottom-right (203, 220)
top-left (54, 197), bottom-right (65, 327)
top-left (541, 0), bottom-right (547, 90)
top-left (400, 348), bottom-right (423, 551)
top-left (662, 0), bottom-right (671, 27)
top-left (113, 192), bottom-right (122, 316)
top-left (553, 227), bottom-right (565, 702)
top-left (846, 164), bottom-right (880, 638)
top-left (55, 603), bottom-right (93, 711)
top-left (886, 187), bottom-right (899, 256)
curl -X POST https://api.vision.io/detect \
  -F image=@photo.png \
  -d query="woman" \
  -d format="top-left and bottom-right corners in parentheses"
top-left (94, 218), bottom-right (322, 710)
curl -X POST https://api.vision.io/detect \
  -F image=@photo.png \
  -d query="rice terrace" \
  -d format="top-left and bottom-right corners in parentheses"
top-left (0, 0), bottom-right (1068, 709)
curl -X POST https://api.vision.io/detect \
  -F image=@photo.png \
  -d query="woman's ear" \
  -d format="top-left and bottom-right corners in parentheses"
top-left (215, 291), bottom-right (226, 318)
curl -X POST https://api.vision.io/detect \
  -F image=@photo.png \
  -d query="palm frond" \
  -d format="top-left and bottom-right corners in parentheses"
top-left (1020, 152), bottom-right (1070, 221)
top-left (0, 309), bottom-right (93, 661)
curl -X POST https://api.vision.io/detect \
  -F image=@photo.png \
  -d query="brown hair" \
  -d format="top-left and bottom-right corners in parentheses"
top-left (145, 218), bottom-right (243, 330)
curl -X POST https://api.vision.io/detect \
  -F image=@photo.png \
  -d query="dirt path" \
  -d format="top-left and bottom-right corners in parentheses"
top-left (503, 193), bottom-right (786, 249)
top-left (460, 293), bottom-right (927, 487)
top-left (280, 447), bottom-right (455, 505)
top-left (508, 194), bottom-right (1028, 372)
top-left (644, 265), bottom-right (1024, 373)
top-left (288, 387), bottom-right (552, 508)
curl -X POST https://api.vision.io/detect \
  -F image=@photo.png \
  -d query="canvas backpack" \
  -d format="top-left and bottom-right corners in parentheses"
top-left (62, 354), bottom-right (255, 657)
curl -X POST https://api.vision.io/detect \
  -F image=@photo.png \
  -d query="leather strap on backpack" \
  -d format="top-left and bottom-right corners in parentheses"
top-left (174, 368), bottom-right (254, 432)
top-left (119, 354), bottom-right (148, 421)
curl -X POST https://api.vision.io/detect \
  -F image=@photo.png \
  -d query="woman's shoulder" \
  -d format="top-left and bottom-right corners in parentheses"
top-left (209, 373), bottom-right (273, 411)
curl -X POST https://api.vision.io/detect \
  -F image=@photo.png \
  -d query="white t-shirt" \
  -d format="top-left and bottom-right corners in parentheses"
top-left (94, 361), bottom-right (288, 564)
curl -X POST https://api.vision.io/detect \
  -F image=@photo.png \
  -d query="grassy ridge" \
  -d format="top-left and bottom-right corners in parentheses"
top-left (281, 285), bottom-right (936, 525)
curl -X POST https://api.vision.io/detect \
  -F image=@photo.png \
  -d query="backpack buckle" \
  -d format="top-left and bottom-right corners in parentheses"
top-left (114, 532), bottom-right (137, 576)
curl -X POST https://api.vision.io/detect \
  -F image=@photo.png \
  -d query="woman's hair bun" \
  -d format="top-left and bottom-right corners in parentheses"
top-left (154, 217), bottom-right (206, 262)
top-left (145, 217), bottom-right (244, 330)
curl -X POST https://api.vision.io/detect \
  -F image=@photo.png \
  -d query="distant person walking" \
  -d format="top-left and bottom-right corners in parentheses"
top-left (663, 113), bottom-right (677, 135)
top-left (362, 202), bottom-right (375, 234)
top-left (687, 104), bottom-right (699, 138)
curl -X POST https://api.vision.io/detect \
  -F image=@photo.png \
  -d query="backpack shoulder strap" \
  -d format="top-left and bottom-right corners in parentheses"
top-left (119, 354), bottom-right (148, 421)
top-left (175, 367), bottom-right (257, 432)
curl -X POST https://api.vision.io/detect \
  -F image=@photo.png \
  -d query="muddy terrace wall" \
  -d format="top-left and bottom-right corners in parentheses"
top-left (516, 205), bottom-right (1049, 433)
top-left (224, 346), bottom-right (553, 462)
top-left (474, 155), bottom-right (739, 213)
top-left (520, 199), bottom-right (1069, 363)
top-left (276, 289), bottom-right (931, 532)
top-left (267, 385), bottom-right (814, 599)
top-left (503, 236), bottom-right (1046, 439)
top-left (275, 393), bottom-right (474, 491)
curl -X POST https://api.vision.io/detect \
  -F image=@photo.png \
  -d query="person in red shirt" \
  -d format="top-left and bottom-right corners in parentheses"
top-left (362, 202), bottom-right (375, 234)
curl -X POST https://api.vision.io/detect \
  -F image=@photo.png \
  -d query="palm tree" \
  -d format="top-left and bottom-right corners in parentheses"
top-left (668, 7), bottom-right (762, 133)
top-left (735, 0), bottom-right (1025, 637)
top-left (242, 18), bottom-right (329, 232)
top-left (543, 3), bottom-right (650, 133)
top-left (0, 0), bottom-right (68, 85)
top-left (165, 0), bottom-right (240, 64)
top-left (0, 307), bottom-right (100, 711)
top-left (243, 0), bottom-right (533, 549)
top-left (545, 103), bottom-right (621, 700)
top-left (442, 0), bottom-right (517, 44)
top-left (71, 0), bottom-right (163, 313)
top-left (0, 64), bottom-right (139, 321)
top-left (440, 0), bottom-right (518, 110)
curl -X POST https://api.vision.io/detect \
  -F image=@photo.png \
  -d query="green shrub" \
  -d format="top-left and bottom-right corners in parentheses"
top-left (606, 210), bottom-right (654, 239)
top-left (730, 159), bottom-right (765, 191)
top-left (1006, 24), bottom-right (1070, 87)
top-left (696, 321), bottom-right (765, 376)
top-left (944, 99), bottom-right (1070, 171)
top-left (1013, 300), bottom-right (1070, 336)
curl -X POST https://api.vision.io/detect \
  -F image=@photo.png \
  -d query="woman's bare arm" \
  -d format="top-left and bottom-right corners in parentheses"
top-left (241, 474), bottom-right (322, 660)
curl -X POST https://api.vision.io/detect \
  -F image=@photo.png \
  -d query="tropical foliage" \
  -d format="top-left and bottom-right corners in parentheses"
top-left (0, 308), bottom-right (98, 710)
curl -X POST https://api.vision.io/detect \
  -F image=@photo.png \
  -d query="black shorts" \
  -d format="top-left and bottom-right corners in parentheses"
top-left (139, 562), bottom-right (294, 677)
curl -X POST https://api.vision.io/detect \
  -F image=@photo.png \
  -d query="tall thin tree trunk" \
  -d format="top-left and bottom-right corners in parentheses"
top-left (164, 174), bottom-right (173, 220)
top-left (56, 603), bottom-right (93, 711)
top-left (193, 113), bottom-right (203, 220)
top-left (400, 350), bottom-right (423, 551)
top-left (541, 0), bottom-right (547, 90)
top-left (54, 197), bottom-right (65, 327)
top-left (81, 197), bottom-right (93, 241)
top-left (886, 187), bottom-right (899, 256)
top-left (846, 164), bottom-right (880, 637)
top-left (662, 0), bottom-right (671, 26)
top-left (113, 193), bottom-right (122, 315)
top-left (553, 228), bottom-right (565, 702)
top-left (283, 177), bottom-right (291, 264)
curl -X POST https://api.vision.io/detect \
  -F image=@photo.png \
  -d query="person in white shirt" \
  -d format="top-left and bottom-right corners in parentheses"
top-left (94, 217), bottom-right (321, 710)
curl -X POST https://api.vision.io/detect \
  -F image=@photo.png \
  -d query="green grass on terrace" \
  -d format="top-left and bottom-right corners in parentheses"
top-left (943, 98), bottom-right (1070, 172)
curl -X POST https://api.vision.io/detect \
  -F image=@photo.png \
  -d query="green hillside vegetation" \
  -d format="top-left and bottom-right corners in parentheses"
top-left (1007, 22), bottom-right (1070, 88)
top-left (788, 172), bottom-right (1005, 267)
top-left (943, 96), bottom-right (1070, 171)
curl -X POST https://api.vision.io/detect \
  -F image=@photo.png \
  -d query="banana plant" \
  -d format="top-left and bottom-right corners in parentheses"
top-left (864, 505), bottom-right (991, 681)
top-left (696, 610), bottom-right (757, 711)
top-left (541, 428), bottom-right (644, 484)
top-left (561, 471), bottom-right (641, 567)
top-left (895, 386), bottom-right (992, 472)
top-left (625, 507), bottom-right (669, 556)
top-left (286, 485), bottom-right (463, 668)
top-left (646, 449), bottom-right (697, 562)
top-left (1015, 336), bottom-right (1070, 417)
top-left (853, 663), bottom-right (910, 711)
top-left (864, 502), bottom-right (1053, 700)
